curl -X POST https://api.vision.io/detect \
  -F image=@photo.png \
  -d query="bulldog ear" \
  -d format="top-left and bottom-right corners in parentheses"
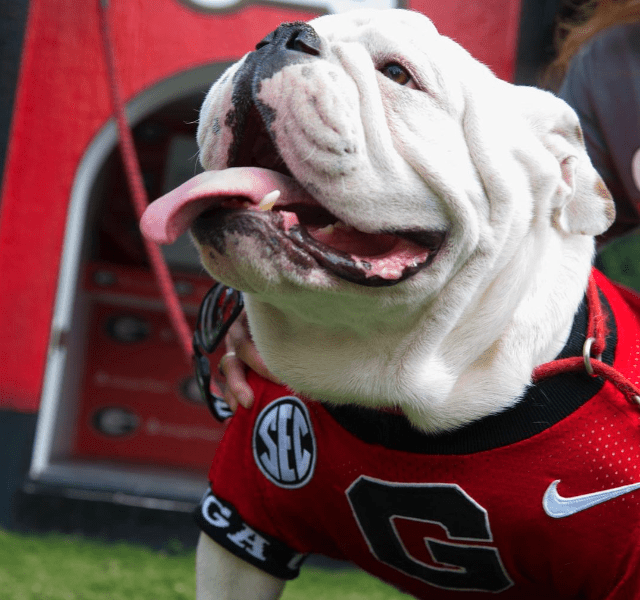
top-left (542, 108), bottom-right (615, 236)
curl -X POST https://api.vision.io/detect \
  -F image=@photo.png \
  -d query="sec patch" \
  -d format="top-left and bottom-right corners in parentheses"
top-left (253, 397), bottom-right (316, 489)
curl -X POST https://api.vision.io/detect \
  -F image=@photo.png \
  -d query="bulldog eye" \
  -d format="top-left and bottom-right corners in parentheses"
top-left (379, 63), bottom-right (413, 86)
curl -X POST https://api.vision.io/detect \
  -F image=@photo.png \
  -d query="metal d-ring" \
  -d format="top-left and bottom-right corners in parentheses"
top-left (582, 337), bottom-right (602, 377)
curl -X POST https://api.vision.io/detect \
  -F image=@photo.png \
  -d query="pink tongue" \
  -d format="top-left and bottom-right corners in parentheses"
top-left (140, 167), bottom-right (306, 245)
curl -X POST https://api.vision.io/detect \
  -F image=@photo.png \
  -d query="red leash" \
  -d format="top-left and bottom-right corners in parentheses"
top-left (98, 0), bottom-right (193, 364)
top-left (532, 273), bottom-right (640, 407)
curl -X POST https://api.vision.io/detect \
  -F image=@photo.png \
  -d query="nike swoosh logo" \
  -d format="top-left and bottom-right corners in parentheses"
top-left (543, 479), bottom-right (640, 519)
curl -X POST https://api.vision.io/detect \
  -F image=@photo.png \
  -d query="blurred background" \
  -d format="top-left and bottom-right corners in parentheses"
top-left (0, 0), bottom-right (638, 553)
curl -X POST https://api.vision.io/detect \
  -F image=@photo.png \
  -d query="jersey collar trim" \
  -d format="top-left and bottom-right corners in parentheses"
top-left (322, 288), bottom-right (617, 455)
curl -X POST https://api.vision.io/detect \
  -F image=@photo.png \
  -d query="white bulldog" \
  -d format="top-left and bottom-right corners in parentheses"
top-left (140, 9), bottom-right (635, 600)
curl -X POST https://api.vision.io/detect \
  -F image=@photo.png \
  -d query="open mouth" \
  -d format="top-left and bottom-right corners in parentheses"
top-left (140, 104), bottom-right (446, 286)
top-left (192, 196), bottom-right (445, 286)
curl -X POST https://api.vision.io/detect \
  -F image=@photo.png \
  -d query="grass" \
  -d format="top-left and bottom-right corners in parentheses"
top-left (599, 231), bottom-right (640, 293)
top-left (0, 529), bottom-right (412, 600)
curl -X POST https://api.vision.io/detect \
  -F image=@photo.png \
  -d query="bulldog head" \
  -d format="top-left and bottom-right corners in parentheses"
top-left (141, 9), bottom-right (614, 431)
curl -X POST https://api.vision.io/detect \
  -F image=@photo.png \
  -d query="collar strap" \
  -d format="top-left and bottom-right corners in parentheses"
top-left (532, 273), bottom-right (640, 407)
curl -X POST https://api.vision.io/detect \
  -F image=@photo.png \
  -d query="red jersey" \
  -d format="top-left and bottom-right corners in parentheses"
top-left (196, 271), bottom-right (640, 599)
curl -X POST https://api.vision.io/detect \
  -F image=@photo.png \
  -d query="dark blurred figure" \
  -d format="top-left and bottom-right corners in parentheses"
top-left (545, 0), bottom-right (640, 242)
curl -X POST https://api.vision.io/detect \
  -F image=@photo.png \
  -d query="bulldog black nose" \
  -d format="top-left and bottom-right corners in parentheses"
top-left (256, 22), bottom-right (321, 56)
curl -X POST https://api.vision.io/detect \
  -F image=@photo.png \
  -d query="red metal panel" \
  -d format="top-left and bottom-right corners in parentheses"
top-left (0, 0), bottom-right (521, 412)
top-left (73, 263), bottom-right (227, 471)
top-left (412, 0), bottom-right (522, 82)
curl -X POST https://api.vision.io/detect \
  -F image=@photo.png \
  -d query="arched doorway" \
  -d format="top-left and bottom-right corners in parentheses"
top-left (30, 65), bottom-right (230, 506)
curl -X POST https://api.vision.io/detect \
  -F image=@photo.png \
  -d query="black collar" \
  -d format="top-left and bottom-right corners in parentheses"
top-left (322, 289), bottom-right (616, 455)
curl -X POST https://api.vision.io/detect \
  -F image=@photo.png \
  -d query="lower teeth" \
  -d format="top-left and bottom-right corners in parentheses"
top-left (317, 224), bottom-right (336, 236)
